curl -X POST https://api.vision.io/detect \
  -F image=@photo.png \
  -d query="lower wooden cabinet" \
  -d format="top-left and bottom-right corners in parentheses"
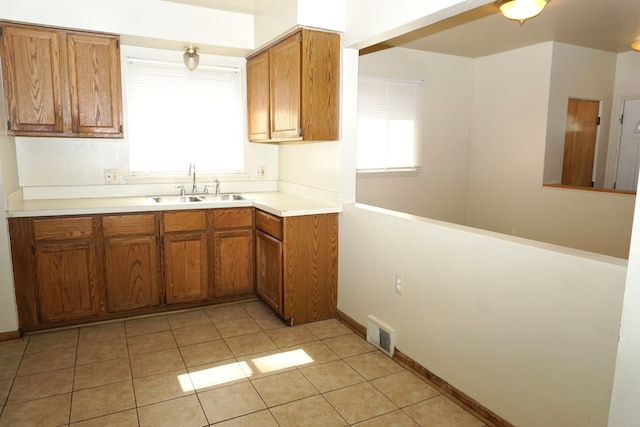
top-left (34, 240), bottom-right (100, 323)
top-left (162, 210), bottom-right (210, 304)
top-left (212, 208), bottom-right (255, 299)
top-left (103, 213), bottom-right (160, 312)
top-left (256, 229), bottom-right (283, 314)
top-left (255, 209), bottom-right (338, 325)
top-left (8, 205), bottom-right (337, 331)
top-left (8, 216), bottom-right (102, 326)
top-left (163, 232), bottom-right (209, 304)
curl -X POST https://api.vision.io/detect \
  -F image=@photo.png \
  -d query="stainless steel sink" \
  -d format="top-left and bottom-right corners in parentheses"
top-left (150, 195), bottom-right (204, 204)
top-left (198, 194), bottom-right (245, 202)
top-left (148, 194), bottom-right (245, 204)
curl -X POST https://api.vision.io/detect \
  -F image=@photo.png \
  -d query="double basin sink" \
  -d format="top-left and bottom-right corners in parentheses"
top-left (148, 194), bottom-right (246, 204)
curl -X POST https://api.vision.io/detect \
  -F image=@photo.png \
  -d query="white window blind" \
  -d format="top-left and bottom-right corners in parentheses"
top-left (126, 58), bottom-right (243, 174)
top-left (356, 76), bottom-right (424, 171)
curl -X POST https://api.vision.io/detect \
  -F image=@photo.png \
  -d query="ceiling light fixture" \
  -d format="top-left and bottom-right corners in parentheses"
top-left (632, 37), bottom-right (640, 52)
top-left (183, 46), bottom-right (199, 71)
top-left (495, 0), bottom-right (548, 24)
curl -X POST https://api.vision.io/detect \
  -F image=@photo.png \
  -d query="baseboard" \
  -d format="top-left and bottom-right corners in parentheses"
top-left (335, 309), bottom-right (514, 427)
top-left (0, 330), bottom-right (21, 342)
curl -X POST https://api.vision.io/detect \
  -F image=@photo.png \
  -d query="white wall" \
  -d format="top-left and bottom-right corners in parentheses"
top-left (604, 51), bottom-right (640, 189)
top-left (544, 43), bottom-right (617, 186)
top-left (338, 203), bottom-right (626, 427)
top-left (465, 43), bottom-right (634, 259)
top-left (356, 42), bottom-right (635, 258)
top-left (356, 47), bottom-right (472, 224)
top-left (0, 0), bottom-right (255, 55)
top-left (253, 0), bottom-right (345, 51)
top-left (608, 52), bottom-right (640, 423)
top-left (609, 165), bottom-right (640, 425)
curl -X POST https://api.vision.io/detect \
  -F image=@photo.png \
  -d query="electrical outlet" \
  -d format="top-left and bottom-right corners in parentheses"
top-left (257, 165), bottom-right (266, 179)
top-left (104, 168), bottom-right (119, 184)
top-left (395, 274), bottom-right (403, 295)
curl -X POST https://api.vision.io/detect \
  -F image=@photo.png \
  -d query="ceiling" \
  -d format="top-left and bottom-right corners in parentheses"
top-left (367, 0), bottom-right (640, 58)
top-left (160, 0), bottom-right (640, 57)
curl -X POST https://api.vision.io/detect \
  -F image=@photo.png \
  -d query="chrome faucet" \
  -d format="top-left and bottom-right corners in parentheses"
top-left (204, 179), bottom-right (220, 195)
top-left (188, 163), bottom-right (197, 193)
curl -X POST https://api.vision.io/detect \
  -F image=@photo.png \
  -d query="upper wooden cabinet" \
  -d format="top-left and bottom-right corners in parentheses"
top-left (247, 51), bottom-right (271, 142)
top-left (247, 28), bottom-right (340, 143)
top-left (0, 22), bottom-right (123, 138)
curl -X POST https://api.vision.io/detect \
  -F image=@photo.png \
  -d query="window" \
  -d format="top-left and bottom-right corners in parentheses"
top-left (356, 76), bottom-right (424, 171)
top-left (126, 58), bottom-right (243, 174)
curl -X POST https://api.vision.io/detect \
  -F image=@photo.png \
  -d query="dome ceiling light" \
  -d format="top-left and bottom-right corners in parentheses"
top-left (495, 0), bottom-right (548, 24)
top-left (183, 46), bottom-right (199, 71)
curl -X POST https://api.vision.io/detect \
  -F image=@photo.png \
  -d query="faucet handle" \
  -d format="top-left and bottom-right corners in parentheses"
top-left (175, 185), bottom-right (185, 196)
top-left (203, 181), bottom-right (220, 195)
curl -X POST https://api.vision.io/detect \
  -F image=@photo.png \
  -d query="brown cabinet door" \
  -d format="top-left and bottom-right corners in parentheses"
top-left (66, 32), bottom-right (122, 136)
top-left (255, 230), bottom-right (283, 316)
top-left (247, 51), bottom-right (270, 142)
top-left (299, 29), bottom-right (340, 141)
top-left (283, 214), bottom-right (338, 324)
top-left (104, 235), bottom-right (160, 312)
top-left (213, 229), bottom-right (254, 298)
top-left (269, 33), bottom-right (301, 140)
top-left (34, 242), bottom-right (100, 323)
top-left (164, 232), bottom-right (209, 304)
top-left (0, 24), bottom-right (64, 134)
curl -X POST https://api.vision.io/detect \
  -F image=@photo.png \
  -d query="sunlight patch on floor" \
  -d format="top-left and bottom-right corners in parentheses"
top-left (178, 349), bottom-right (314, 391)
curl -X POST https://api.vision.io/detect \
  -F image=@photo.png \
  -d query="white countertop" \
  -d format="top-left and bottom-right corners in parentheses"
top-left (6, 192), bottom-right (341, 218)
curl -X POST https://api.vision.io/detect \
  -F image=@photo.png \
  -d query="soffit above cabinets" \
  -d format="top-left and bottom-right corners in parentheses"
top-left (366, 0), bottom-right (640, 58)
top-left (160, 0), bottom-right (272, 14)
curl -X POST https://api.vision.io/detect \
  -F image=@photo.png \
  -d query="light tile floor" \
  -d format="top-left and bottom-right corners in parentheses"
top-left (0, 300), bottom-right (487, 426)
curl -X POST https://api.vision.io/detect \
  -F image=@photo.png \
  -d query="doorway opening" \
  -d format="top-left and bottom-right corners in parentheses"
top-left (614, 97), bottom-right (640, 192)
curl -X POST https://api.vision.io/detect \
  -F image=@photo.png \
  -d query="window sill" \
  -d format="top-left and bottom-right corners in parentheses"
top-left (356, 168), bottom-right (420, 178)
top-left (542, 183), bottom-right (636, 196)
top-left (126, 173), bottom-right (250, 184)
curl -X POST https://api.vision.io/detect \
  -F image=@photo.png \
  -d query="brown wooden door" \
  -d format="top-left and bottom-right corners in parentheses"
top-left (562, 98), bottom-right (600, 187)
top-left (247, 51), bottom-right (271, 142)
top-left (66, 32), bottom-right (123, 136)
top-left (269, 33), bottom-right (301, 140)
top-left (256, 230), bottom-right (283, 315)
top-left (164, 232), bottom-right (209, 304)
top-left (213, 229), bottom-right (254, 298)
top-left (104, 236), bottom-right (159, 312)
top-left (0, 24), bottom-right (65, 134)
top-left (34, 242), bottom-right (100, 322)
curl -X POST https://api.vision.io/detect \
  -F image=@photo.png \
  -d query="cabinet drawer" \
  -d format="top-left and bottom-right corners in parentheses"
top-left (163, 210), bottom-right (207, 233)
top-left (255, 210), bottom-right (282, 240)
top-left (33, 217), bottom-right (94, 242)
top-left (213, 208), bottom-right (254, 229)
top-left (103, 213), bottom-right (156, 237)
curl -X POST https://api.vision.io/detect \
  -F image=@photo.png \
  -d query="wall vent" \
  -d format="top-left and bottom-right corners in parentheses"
top-left (366, 315), bottom-right (396, 357)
